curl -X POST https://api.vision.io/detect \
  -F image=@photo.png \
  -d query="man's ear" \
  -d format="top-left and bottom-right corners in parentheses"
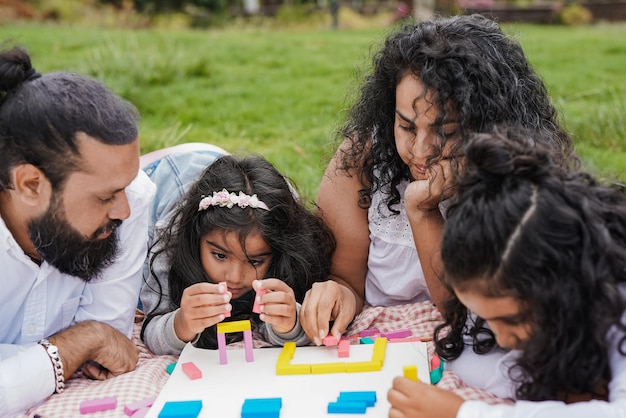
top-left (12, 164), bottom-right (52, 207)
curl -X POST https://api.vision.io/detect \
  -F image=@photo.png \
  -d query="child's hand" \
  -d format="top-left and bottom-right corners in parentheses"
top-left (387, 377), bottom-right (463, 418)
top-left (253, 279), bottom-right (297, 334)
top-left (174, 282), bottom-right (232, 342)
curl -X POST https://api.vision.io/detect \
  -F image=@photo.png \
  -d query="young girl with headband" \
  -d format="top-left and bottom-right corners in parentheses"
top-left (388, 125), bottom-right (626, 417)
top-left (140, 154), bottom-right (335, 354)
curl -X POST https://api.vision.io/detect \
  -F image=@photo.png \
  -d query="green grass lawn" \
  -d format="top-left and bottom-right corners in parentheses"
top-left (1, 21), bottom-right (625, 203)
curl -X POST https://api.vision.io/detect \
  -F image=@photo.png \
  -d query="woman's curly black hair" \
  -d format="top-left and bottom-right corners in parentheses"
top-left (142, 155), bottom-right (336, 349)
top-left (436, 125), bottom-right (626, 401)
top-left (336, 14), bottom-right (575, 213)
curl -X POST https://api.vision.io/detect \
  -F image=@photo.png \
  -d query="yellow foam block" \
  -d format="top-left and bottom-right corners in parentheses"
top-left (276, 363), bottom-right (311, 375)
top-left (217, 320), bottom-right (251, 334)
top-left (345, 361), bottom-right (382, 373)
top-left (403, 365), bottom-right (418, 382)
top-left (310, 362), bottom-right (347, 374)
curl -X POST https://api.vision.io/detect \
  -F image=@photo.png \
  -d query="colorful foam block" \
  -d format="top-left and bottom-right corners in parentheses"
top-left (181, 362), bottom-right (202, 380)
top-left (403, 365), bottom-right (418, 382)
top-left (244, 329), bottom-right (254, 362)
top-left (158, 400), bottom-right (202, 418)
top-left (381, 329), bottom-right (412, 339)
top-left (241, 397), bottom-right (282, 418)
top-left (217, 320), bottom-right (254, 364)
top-left (327, 401), bottom-right (367, 414)
top-left (310, 362), bottom-right (347, 374)
top-left (252, 288), bottom-right (267, 314)
top-left (338, 339), bottom-right (350, 358)
top-left (79, 396), bottom-right (117, 414)
top-left (322, 335), bottom-right (338, 346)
top-left (124, 397), bottom-right (156, 416)
top-left (337, 391), bottom-right (377, 407)
top-left (217, 319), bottom-right (251, 334)
top-left (275, 337), bottom-right (387, 375)
top-left (166, 362), bottom-right (177, 375)
top-left (430, 353), bottom-right (441, 370)
top-left (359, 328), bottom-right (379, 337)
top-left (345, 361), bottom-right (381, 373)
top-left (218, 332), bottom-right (228, 365)
top-left (359, 337), bottom-right (374, 344)
top-left (130, 406), bottom-right (151, 418)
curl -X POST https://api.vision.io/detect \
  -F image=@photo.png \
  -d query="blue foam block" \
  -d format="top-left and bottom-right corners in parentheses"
top-left (158, 400), bottom-right (202, 418)
top-left (337, 391), bottom-right (377, 407)
top-left (327, 401), bottom-right (367, 414)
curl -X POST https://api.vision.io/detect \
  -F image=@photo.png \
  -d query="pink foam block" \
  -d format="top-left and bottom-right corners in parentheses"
top-left (79, 396), bottom-right (117, 414)
top-left (359, 328), bottom-right (379, 337)
top-left (124, 397), bottom-right (155, 416)
top-left (381, 329), bottom-right (412, 339)
top-left (252, 288), bottom-right (267, 314)
top-left (322, 335), bottom-right (338, 346)
top-left (430, 354), bottom-right (441, 370)
top-left (218, 282), bottom-right (231, 317)
top-left (338, 339), bottom-right (350, 358)
top-left (218, 332), bottom-right (228, 365)
top-left (130, 406), bottom-right (151, 418)
top-left (244, 329), bottom-right (254, 362)
top-left (182, 361), bottom-right (202, 380)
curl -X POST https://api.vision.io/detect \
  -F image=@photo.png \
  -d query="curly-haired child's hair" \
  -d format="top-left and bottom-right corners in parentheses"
top-left (436, 125), bottom-right (626, 401)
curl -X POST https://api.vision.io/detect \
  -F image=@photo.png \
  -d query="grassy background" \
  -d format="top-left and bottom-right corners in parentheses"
top-left (1, 22), bottom-right (624, 203)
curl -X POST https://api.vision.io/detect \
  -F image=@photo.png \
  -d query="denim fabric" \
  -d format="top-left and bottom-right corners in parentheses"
top-left (143, 148), bottom-right (225, 245)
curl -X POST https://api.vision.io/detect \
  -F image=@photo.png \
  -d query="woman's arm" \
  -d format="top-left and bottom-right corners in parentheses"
top-left (300, 140), bottom-right (371, 345)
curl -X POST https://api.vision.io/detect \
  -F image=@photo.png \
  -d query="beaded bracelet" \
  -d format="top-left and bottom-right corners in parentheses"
top-left (38, 339), bottom-right (65, 394)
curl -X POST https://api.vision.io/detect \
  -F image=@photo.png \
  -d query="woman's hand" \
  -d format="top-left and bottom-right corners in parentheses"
top-left (253, 279), bottom-right (299, 334)
top-left (404, 159), bottom-right (454, 214)
top-left (388, 377), bottom-right (464, 418)
top-left (300, 281), bottom-right (357, 345)
top-left (175, 282), bottom-right (232, 342)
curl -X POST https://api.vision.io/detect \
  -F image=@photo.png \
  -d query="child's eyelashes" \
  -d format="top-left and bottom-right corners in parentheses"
top-left (212, 252), bottom-right (227, 260)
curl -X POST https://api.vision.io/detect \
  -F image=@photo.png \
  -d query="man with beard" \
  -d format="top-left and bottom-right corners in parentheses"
top-left (0, 46), bottom-right (156, 416)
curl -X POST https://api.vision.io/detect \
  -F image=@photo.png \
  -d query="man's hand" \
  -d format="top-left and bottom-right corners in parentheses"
top-left (49, 320), bottom-right (139, 380)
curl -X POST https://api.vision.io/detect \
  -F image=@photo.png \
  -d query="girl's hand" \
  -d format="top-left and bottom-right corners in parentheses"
top-left (174, 282), bottom-right (232, 342)
top-left (253, 279), bottom-right (297, 334)
top-left (405, 159), bottom-right (454, 214)
top-left (388, 377), bottom-right (463, 418)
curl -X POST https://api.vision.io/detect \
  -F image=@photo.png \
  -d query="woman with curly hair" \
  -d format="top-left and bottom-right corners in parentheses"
top-left (388, 125), bottom-right (626, 417)
top-left (300, 13), bottom-right (577, 346)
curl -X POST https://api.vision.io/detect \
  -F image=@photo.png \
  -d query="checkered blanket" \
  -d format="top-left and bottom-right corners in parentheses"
top-left (25, 302), bottom-right (510, 417)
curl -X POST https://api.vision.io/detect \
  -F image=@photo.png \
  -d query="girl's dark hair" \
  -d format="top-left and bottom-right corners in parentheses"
top-left (337, 14), bottom-right (575, 213)
top-left (0, 45), bottom-right (138, 192)
top-left (143, 155), bottom-right (335, 348)
top-left (435, 125), bottom-right (626, 401)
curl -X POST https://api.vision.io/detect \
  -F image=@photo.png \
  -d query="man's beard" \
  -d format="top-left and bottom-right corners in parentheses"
top-left (28, 195), bottom-right (122, 282)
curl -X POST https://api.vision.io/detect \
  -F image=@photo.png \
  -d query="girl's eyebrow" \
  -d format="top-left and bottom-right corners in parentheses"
top-left (205, 240), bottom-right (272, 258)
